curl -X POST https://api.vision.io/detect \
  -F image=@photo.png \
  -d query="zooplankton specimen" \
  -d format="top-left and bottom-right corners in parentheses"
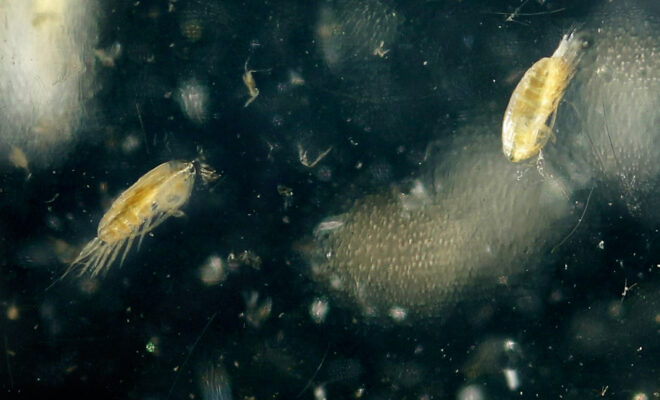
top-left (66, 160), bottom-right (219, 278)
top-left (502, 30), bottom-right (588, 162)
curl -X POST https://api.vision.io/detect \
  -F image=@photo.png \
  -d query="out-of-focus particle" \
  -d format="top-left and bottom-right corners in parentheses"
top-left (315, 165), bottom-right (333, 182)
top-left (199, 362), bottom-right (233, 400)
top-left (6, 304), bottom-right (19, 321)
top-left (277, 185), bottom-right (294, 210)
top-left (177, 79), bottom-right (209, 125)
top-left (309, 297), bottom-right (330, 324)
top-left (632, 393), bottom-right (648, 400)
top-left (388, 306), bottom-right (407, 322)
top-left (463, 338), bottom-right (522, 380)
top-left (47, 237), bottom-right (76, 264)
top-left (398, 180), bottom-right (431, 213)
top-left (180, 16), bottom-right (203, 42)
top-left (503, 368), bottom-right (520, 390)
top-left (313, 384), bottom-right (327, 400)
top-left (241, 291), bottom-right (272, 328)
top-left (288, 70), bottom-right (305, 86)
top-left (94, 41), bottom-right (122, 67)
top-left (598, 240), bottom-right (605, 250)
top-left (8, 146), bottom-right (31, 179)
top-left (354, 386), bottom-right (366, 398)
top-left (367, 161), bottom-right (392, 183)
top-left (199, 254), bottom-right (226, 286)
top-left (77, 277), bottom-right (100, 295)
top-left (457, 384), bottom-right (485, 400)
top-left (121, 133), bottom-right (141, 155)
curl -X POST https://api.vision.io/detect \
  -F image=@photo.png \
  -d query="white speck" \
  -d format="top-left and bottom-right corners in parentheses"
top-left (597, 240), bottom-right (605, 249)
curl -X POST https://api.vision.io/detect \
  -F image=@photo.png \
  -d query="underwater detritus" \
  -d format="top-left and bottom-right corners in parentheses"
top-left (502, 30), bottom-right (587, 163)
top-left (63, 160), bottom-right (219, 279)
top-left (301, 121), bottom-right (573, 321)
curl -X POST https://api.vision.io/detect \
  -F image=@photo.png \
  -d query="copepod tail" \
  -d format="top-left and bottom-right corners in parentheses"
top-left (65, 237), bottom-right (108, 277)
top-left (45, 237), bottom-right (103, 290)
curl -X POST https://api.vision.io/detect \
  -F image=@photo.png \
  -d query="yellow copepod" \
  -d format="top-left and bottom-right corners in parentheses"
top-left (502, 31), bottom-right (587, 162)
top-left (66, 160), bottom-right (219, 278)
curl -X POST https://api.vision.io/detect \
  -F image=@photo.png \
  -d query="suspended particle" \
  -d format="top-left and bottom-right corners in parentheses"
top-left (64, 160), bottom-right (218, 279)
top-left (121, 133), bottom-right (141, 155)
top-left (298, 144), bottom-right (333, 168)
top-left (241, 291), bottom-right (272, 328)
top-left (388, 306), bottom-right (407, 322)
top-left (227, 250), bottom-right (261, 270)
top-left (177, 78), bottom-right (209, 124)
top-left (199, 254), bottom-right (227, 286)
top-left (242, 58), bottom-right (260, 107)
top-left (6, 303), bottom-right (19, 321)
top-left (94, 41), bottom-right (122, 67)
top-left (309, 297), bottom-right (330, 324)
top-left (313, 384), bottom-right (327, 400)
top-left (180, 16), bottom-right (203, 42)
top-left (288, 70), bottom-right (305, 86)
top-left (8, 146), bottom-right (31, 179)
top-left (502, 31), bottom-right (588, 162)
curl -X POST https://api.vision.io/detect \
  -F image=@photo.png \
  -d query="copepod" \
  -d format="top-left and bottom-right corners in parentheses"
top-left (64, 160), bottom-right (219, 279)
top-left (502, 30), bottom-right (587, 162)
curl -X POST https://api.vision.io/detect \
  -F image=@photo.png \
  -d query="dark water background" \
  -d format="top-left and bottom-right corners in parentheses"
top-left (0, 0), bottom-right (657, 398)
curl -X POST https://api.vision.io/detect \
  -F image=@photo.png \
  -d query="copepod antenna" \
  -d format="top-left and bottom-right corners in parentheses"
top-left (550, 185), bottom-right (594, 254)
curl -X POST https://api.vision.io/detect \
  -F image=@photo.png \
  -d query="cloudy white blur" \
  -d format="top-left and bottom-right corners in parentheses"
top-left (0, 0), bottom-right (98, 168)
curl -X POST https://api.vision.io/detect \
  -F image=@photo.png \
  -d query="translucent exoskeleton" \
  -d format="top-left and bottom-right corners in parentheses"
top-left (502, 31), bottom-right (587, 162)
top-left (65, 160), bottom-right (219, 279)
